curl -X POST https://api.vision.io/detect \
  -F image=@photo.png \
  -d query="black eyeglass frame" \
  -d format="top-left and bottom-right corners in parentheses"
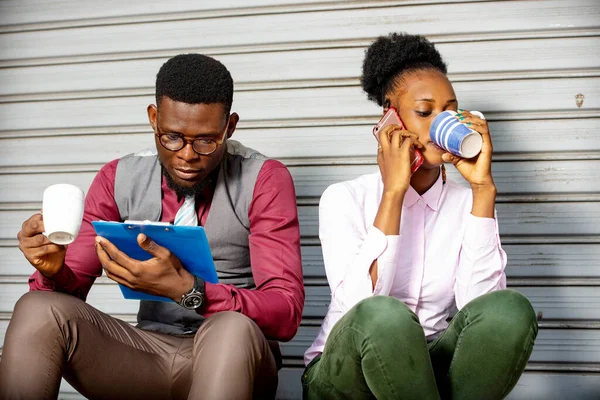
top-left (154, 116), bottom-right (230, 156)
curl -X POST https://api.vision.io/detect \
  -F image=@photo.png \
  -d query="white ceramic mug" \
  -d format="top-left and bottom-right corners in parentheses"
top-left (42, 184), bottom-right (85, 245)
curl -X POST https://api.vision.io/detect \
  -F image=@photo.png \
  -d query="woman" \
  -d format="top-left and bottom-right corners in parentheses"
top-left (302, 33), bottom-right (538, 399)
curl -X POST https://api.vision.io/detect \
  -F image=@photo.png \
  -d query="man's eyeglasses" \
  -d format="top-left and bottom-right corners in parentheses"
top-left (155, 117), bottom-right (229, 156)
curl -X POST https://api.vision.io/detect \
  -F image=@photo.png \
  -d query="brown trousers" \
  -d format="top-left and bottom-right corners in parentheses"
top-left (0, 291), bottom-right (278, 400)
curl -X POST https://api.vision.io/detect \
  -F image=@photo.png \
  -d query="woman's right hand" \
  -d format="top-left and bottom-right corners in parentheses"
top-left (17, 213), bottom-right (67, 277)
top-left (377, 125), bottom-right (424, 195)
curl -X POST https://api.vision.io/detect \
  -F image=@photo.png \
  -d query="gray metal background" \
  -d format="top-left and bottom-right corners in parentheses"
top-left (0, 1), bottom-right (598, 398)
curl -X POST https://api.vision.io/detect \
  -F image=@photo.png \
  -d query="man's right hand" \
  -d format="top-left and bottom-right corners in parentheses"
top-left (17, 213), bottom-right (66, 278)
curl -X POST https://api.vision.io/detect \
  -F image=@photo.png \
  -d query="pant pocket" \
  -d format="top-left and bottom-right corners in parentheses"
top-left (301, 355), bottom-right (322, 400)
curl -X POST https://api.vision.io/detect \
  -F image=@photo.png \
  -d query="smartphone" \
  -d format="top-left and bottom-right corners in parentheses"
top-left (372, 107), bottom-right (424, 174)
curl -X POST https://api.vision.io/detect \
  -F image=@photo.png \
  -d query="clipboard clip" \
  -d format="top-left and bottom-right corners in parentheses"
top-left (123, 220), bottom-right (173, 232)
top-left (124, 220), bottom-right (171, 226)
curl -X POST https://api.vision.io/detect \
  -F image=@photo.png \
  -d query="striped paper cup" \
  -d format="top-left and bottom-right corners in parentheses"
top-left (429, 110), bottom-right (484, 158)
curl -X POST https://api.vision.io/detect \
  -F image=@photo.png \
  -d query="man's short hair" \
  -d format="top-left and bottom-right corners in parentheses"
top-left (155, 53), bottom-right (234, 114)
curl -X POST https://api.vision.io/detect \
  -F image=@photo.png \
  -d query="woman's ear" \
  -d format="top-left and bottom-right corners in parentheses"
top-left (382, 98), bottom-right (391, 115)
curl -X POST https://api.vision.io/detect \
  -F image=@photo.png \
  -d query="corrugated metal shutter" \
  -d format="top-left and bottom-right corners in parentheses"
top-left (1, 1), bottom-right (599, 398)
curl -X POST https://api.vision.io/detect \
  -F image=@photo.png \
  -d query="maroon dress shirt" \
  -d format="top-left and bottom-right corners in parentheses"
top-left (29, 158), bottom-right (304, 341)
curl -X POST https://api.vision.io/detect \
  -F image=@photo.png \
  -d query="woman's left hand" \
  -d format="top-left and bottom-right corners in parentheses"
top-left (441, 110), bottom-right (495, 190)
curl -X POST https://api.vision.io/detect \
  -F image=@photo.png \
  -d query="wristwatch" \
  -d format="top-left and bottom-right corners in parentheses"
top-left (178, 275), bottom-right (205, 310)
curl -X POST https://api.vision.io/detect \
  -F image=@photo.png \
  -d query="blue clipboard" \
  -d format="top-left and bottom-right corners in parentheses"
top-left (91, 221), bottom-right (218, 302)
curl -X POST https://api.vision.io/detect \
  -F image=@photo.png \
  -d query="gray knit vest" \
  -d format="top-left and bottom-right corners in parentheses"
top-left (114, 140), bottom-right (268, 335)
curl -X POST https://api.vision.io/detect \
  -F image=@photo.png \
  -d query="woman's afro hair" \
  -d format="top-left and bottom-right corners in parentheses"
top-left (361, 33), bottom-right (447, 106)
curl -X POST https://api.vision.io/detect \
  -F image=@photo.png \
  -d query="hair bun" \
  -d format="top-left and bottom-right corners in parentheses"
top-left (361, 33), bottom-right (447, 106)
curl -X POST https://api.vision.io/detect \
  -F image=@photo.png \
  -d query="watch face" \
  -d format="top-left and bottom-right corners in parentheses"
top-left (182, 293), bottom-right (203, 309)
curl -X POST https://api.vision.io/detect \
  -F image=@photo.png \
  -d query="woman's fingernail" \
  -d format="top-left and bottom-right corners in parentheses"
top-left (459, 117), bottom-right (465, 120)
top-left (467, 122), bottom-right (472, 126)
top-left (456, 113), bottom-right (462, 117)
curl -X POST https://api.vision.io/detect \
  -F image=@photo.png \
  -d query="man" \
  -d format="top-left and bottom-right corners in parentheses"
top-left (0, 54), bottom-right (304, 400)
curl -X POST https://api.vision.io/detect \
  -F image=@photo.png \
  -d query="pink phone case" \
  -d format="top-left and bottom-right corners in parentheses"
top-left (373, 108), bottom-right (423, 174)
top-left (373, 107), bottom-right (404, 138)
top-left (411, 148), bottom-right (424, 174)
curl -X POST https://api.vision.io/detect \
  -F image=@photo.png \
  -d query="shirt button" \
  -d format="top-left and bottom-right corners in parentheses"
top-left (418, 200), bottom-right (424, 205)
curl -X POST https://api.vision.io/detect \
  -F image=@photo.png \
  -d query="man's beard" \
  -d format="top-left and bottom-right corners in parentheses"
top-left (161, 164), bottom-right (216, 198)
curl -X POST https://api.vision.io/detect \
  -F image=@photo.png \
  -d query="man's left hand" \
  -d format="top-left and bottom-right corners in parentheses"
top-left (95, 234), bottom-right (194, 302)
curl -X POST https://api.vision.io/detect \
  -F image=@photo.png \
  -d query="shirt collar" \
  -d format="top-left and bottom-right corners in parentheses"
top-left (403, 171), bottom-right (444, 211)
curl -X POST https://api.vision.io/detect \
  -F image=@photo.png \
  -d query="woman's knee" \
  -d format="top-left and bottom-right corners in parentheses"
top-left (349, 296), bottom-right (421, 336)
top-left (474, 290), bottom-right (538, 338)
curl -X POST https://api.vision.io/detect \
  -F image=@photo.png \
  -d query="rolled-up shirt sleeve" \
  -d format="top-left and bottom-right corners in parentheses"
top-left (319, 184), bottom-right (401, 313)
top-left (454, 212), bottom-right (507, 309)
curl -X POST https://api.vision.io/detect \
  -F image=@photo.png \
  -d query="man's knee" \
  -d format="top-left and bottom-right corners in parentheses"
top-left (12, 291), bottom-right (81, 331)
top-left (7, 291), bottom-right (78, 346)
top-left (190, 312), bottom-right (277, 399)
top-left (193, 311), bottom-right (275, 377)
top-left (194, 311), bottom-right (262, 348)
top-left (349, 296), bottom-right (421, 337)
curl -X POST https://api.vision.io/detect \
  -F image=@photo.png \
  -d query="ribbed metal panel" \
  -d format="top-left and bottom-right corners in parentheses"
top-left (0, 1), bottom-right (598, 398)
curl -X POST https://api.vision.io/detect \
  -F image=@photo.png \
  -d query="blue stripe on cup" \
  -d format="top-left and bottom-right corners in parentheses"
top-left (430, 110), bottom-right (482, 158)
